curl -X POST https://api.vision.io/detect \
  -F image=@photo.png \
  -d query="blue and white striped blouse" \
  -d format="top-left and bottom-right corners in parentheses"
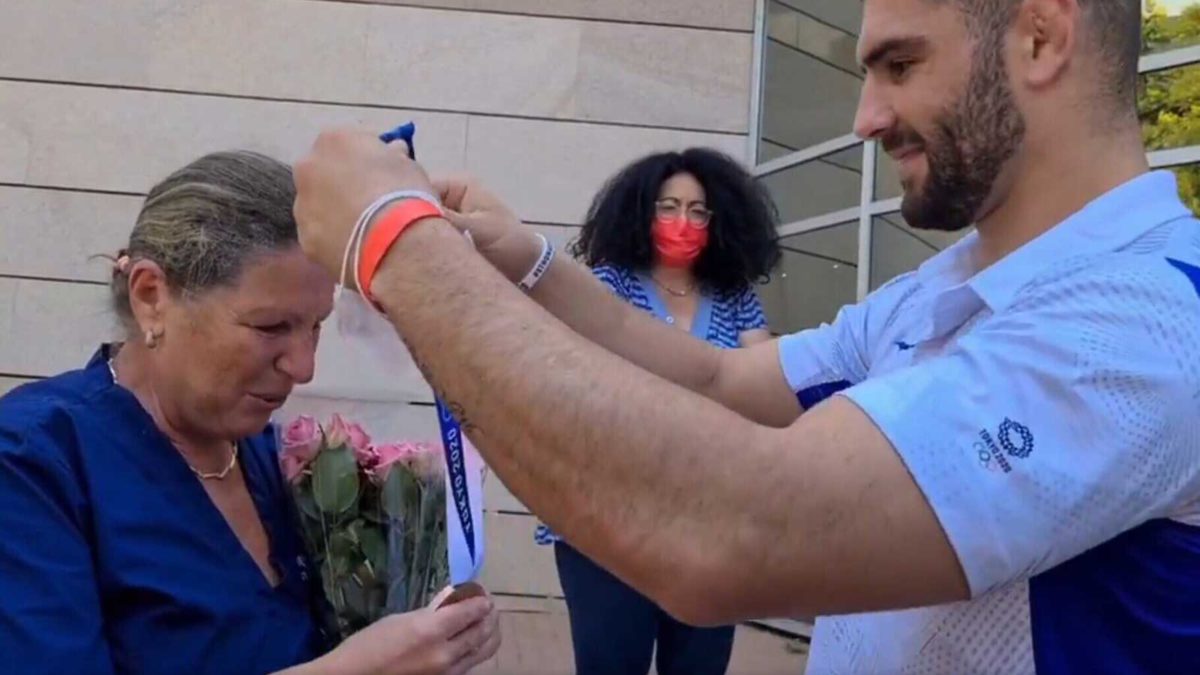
top-left (534, 264), bottom-right (769, 546)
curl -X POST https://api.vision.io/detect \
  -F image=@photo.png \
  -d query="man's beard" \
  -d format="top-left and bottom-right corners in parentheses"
top-left (886, 43), bottom-right (1026, 232)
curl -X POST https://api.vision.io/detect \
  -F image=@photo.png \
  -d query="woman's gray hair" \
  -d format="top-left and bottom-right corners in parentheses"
top-left (111, 150), bottom-right (299, 325)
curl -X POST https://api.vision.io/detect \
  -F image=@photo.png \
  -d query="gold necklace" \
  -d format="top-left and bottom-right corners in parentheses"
top-left (188, 444), bottom-right (239, 481)
top-left (108, 358), bottom-right (239, 480)
top-left (651, 275), bottom-right (695, 297)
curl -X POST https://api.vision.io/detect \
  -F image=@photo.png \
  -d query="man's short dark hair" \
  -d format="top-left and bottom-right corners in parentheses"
top-left (940, 0), bottom-right (1142, 115)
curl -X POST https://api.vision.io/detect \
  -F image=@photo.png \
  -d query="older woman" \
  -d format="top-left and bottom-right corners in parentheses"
top-left (0, 151), bottom-right (499, 675)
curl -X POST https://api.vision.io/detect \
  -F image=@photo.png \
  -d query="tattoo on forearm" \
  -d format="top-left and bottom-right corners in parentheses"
top-left (446, 400), bottom-right (478, 435)
top-left (411, 351), bottom-right (435, 386)
top-left (409, 345), bottom-right (480, 435)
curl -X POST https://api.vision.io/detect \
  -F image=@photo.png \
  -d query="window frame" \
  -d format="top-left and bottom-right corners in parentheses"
top-left (749, 0), bottom-right (1200, 306)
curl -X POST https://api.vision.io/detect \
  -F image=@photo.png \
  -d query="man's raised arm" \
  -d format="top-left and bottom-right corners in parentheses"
top-left (290, 130), bottom-right (967, 623)
top-left (434, 175), bottom-right (801, 428)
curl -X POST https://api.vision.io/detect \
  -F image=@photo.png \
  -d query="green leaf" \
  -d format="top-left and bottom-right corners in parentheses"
top-left (296, 489), bottom-right (322, 523)
top-left (327, 530), bottom-right (359, 561)
top-left (322, 573), bottom-right (340, 611)
top-left (301, 519), bottom-right (326, 556)
top-left (347, 519), bottom-right (365, 545)
top-left (354, 560), bottom-right (379, 588)
top-left (366, 585), bottom-right (388, 623)
top-left (359, 525), bottom-right (388, 578)
top-left (360, 480), bottom-right (386, 526)
top-left (332, 553), bottom-right (355, 581)
top-left (381, 466), bottom-right (420, 520)
top-left (312, 446), bottom-right (360, 516)
top-left (341, 575), bottom-right (371, 621)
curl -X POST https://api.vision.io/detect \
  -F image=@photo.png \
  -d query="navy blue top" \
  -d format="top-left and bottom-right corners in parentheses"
top-left (0, 346), bottom-right (333, 675)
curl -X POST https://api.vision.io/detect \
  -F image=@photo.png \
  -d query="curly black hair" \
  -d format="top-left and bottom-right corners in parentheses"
top-left (570, 148), bottom-right (781, 293)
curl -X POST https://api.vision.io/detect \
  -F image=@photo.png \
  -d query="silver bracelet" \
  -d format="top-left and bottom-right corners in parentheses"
top-left (517, 233), bottom-right (555, 292)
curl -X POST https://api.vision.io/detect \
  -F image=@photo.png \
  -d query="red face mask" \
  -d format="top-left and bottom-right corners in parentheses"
top-left (651, 216), bottom-right (709, 268)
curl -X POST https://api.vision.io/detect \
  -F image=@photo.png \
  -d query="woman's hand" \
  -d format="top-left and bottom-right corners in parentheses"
top-left (286, 589), bottom-right (500, 675)
top-left (432, 174), bottom-right (544, 284)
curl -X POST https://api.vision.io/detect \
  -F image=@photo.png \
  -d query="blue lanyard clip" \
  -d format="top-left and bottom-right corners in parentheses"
top-left (379, 122), bottom-right (416, 160)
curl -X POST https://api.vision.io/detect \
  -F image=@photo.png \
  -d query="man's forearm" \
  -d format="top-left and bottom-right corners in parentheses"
top-left (375, 220), bottom-right (788, 620)
top-left (373, 218), bottom-right (966, 623)
top-left (290, 132), bottom-right (963, 624)
top-left (496, 229), bottom-right (798, 426)
top-left (534, 257), bottom-right (720, 383)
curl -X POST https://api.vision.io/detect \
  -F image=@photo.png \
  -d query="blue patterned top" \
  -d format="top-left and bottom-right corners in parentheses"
top-left (534, 264), bottom-right (768, 545)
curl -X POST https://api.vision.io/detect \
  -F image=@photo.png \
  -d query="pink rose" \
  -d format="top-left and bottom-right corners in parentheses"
top-left (408, 441), bottom-right (444, 483)
top-left (353, 444), bottom-right (380, 469)
top-left (279, 415), bottom-right (321, 483)
top-left (370, 442), bottom-right (418, 483)
top-left (355, 445), bottom-right (382, 472)
top-left (280, 452), bottom-right (310, 484)
top-left (327, 414), bottom-right (372, 458)
top-left (283, 415), bottom-right (321, 451)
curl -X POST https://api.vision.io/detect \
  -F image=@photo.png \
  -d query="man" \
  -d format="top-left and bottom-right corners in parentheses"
top-left (293, 0), bottom-right (1200, 671)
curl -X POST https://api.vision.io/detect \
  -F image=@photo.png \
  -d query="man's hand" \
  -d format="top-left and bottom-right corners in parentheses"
top-left (293, 127), bottom-right (435, 281)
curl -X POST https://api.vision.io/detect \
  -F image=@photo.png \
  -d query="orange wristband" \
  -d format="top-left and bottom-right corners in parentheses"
top-left (358, 198), bottom-right (443, 304)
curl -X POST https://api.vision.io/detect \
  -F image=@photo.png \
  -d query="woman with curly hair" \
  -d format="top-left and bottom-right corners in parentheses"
top-left (536, 147), bottom-right (782, 675)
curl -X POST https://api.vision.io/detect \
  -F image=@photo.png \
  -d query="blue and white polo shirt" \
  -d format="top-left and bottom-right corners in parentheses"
top-left (778, 170), bottom-right (1200, 674)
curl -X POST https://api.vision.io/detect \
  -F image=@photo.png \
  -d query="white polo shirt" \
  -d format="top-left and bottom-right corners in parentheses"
top-left (778, 171), bottom-right (1200, 674)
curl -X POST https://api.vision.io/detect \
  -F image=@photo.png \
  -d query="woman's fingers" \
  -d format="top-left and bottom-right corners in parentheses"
top-left (447, 621), bottom-right (501, 675)
top-left (428, 596), bottom-right (492, 640)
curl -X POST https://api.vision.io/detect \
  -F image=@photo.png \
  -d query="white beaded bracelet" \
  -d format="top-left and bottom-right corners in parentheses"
top-left (518, 233), bottom-right (555, 292)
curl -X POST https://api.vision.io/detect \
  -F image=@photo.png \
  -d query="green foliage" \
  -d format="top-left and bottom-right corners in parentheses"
top-left (312, 445), bottom-right (360, 517)
top-left (289, 435), bottom-right (448, 639)
top-left (1140, 2), bottom-right (1200, 213)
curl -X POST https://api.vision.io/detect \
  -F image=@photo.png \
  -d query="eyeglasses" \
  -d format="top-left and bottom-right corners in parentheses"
top-left (655, 199), bottom-right (711, 228)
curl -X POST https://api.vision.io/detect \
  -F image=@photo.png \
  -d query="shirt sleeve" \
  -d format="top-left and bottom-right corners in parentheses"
top-left (0, 418), bottom-right (116, 675)
top-left (840, 264), bottom-right (1200, 597)
top-left (735, 286), bottom-right (769, 332)
top-left (591, 264), bottom-right (630, 300)
top-left (776, 274), bottom-right (912, 409)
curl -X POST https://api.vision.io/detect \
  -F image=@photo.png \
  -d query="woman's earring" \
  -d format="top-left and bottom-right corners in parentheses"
top-left (145, 328), bottom-right (162, 349)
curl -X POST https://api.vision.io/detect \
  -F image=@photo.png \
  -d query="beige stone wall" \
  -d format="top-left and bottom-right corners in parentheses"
top-left (0, 0), bottom-right (755, 600)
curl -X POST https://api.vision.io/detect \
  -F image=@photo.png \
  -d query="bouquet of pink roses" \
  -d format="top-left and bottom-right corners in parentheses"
top-left (278, 413), bottom-right (449, 637)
